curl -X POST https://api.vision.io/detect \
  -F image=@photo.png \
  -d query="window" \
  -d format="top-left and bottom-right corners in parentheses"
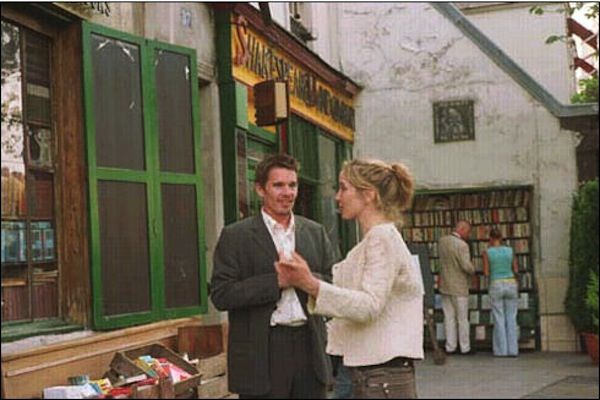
top-left (82, 23), bottom-right (207, 329)
top-left (289, 114), bottom-right (355, 256)
top-left (289, 3), bottom-right (316, 44)
top-left (237, 128), bottom-right (277, 220)
top-left (1, 20), bottom-right (58, 322)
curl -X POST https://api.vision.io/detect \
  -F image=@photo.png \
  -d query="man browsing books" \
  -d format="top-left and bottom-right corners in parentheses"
top-left (438, 220), bottom-right (476, 355)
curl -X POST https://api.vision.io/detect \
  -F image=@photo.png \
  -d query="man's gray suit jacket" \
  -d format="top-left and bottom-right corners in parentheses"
top-left (210, 214), bottom-right (338, 396)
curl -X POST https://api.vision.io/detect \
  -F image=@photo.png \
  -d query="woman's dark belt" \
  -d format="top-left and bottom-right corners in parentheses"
top-left (357, 356), bottom-right (414, 371)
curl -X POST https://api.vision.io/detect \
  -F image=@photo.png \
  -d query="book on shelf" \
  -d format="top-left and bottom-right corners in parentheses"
top-left (433, 274), bottom-right (440, 290)
top-left (516, 207), bottom-right (528, 221)
top-left (431, 258), bottom-right (440, 273)
top-left (481, 294), bottom-right (491, 310)
top-left (1, 221), bottom-right (27, 263)
top-left (475, 325), bottom-right (486, 341)
top-left (518, 293), bottom-right (529, 310)
top-left (473, 257), bottom-right (483, 273)
top-left (508, 239), bottom-right (529, 254)
top-left (469, 310), bottom-right (480, 324)
top-left (469, 294), bottom-right (478, 309)
top-left (519, 272), bottom-right (533, 290)
top-left (1, 220), bottom-right (55, 264)
top-left (517, 255), bottom-right (529, 271)
top-left (479, 275), bottom-right (489, 291)
top-left (434, 294), bottom-right (443, 310)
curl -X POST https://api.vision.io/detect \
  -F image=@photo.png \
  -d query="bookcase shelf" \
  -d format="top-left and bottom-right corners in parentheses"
top-left (405, 186), bottom-right (538, 350)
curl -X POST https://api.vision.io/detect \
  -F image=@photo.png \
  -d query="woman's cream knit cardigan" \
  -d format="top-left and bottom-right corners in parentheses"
top-left (309, 223), bottom-right (424, 367)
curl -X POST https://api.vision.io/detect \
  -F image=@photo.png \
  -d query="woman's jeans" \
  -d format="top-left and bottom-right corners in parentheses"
top-left (489, 280), bottom-right (519, 356)
top-left (333, 363), bottom-right (353, 399)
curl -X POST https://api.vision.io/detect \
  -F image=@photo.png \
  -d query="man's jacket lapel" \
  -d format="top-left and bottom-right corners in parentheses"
top-left (250, 215), bottom-right (278, 272)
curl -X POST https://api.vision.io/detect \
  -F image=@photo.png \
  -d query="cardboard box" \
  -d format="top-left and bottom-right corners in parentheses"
top-left (109, 343), bottom-right (201, 397)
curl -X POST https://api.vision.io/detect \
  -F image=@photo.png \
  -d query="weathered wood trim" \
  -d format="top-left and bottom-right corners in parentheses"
top-left (54, 21), bottom-right (91, 326)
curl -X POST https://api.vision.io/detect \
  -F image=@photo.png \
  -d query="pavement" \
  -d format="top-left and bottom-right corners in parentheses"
top-left (415, 350), bottom-right (599, 399)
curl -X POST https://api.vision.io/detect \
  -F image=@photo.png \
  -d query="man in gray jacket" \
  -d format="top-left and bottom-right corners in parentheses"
top-left (438, 220), bottom-right (475, 355)
top-left (210, 154), bottom-right (337, 398)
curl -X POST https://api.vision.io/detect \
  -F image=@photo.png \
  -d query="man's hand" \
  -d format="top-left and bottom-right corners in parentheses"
top-left (275, 252), bottom-right (320, 297)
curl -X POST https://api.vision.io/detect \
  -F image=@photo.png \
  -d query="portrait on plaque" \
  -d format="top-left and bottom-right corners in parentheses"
top-left (433, 100), bottom-right (475, 143)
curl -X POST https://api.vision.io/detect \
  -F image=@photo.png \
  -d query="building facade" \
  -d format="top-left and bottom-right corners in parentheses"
top-left (316, 2), bottom-right (597, 352)
top-left (1, 3), bottom-right (358, 397)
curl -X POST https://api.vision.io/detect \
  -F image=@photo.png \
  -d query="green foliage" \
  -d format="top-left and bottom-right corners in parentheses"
top-left (530, 2), bottom-right (599, 17)
top-left (566, 179), bottom-right (599, 332)
top-left (586, 270), bottom-right (599, 334)
top-left (545, 34), bottom-right (567, 44)
top-left (529, 5), bottom-right (546, 16)
top-left (571, 74), bottom-right (599, 104)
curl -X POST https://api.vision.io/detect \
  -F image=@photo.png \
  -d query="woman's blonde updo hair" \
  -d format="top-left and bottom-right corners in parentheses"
top-left (341, 159), bottom-right (415, 222)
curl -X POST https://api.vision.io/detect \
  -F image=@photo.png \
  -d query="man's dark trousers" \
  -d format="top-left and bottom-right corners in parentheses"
top-left (239, 325), bottom-right (325, 399)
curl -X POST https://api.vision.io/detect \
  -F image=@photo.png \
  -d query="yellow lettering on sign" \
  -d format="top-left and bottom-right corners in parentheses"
top-left (231, 15), bottom-right (355, 142)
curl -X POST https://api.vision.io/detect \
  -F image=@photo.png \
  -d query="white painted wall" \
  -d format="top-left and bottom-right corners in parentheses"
top-left (330, 2), bottom-right (580, 351)
top-left (461, 3), bottom-right (577, 104)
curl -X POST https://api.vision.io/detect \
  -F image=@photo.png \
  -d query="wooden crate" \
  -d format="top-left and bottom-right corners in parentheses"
top-left (109, 343), bottom-right (201, 397)
top-left (197, 375), bottom-right (229, 399)
top-left (196, 353), bottom-right (230, 399)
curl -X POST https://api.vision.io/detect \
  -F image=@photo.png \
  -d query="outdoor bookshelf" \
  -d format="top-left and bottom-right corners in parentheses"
top-left (403, 186), bottom-right (538, 350)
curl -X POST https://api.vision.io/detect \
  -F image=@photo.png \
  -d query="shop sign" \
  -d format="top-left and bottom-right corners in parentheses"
top-left (231, 15), bottom-right (355, 141)
top-left (53, 2), bottom-right (112, 19)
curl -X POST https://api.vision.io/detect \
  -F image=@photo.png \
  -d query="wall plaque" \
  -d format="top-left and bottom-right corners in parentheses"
top-left (433, 100), bottom-right (475, 143)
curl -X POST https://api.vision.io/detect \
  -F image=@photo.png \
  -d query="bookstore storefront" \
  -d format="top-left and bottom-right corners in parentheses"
top-left (215, 4), bottom-right (360, 254)
top-left (2, 3), bottom-right (217, 398)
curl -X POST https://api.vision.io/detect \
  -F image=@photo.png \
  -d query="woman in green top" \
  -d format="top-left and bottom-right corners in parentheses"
top-left (483, 227), bottom-right (519, 357)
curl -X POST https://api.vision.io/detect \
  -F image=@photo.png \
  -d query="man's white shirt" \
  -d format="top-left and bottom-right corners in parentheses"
top-left (262, 209), bottom-right (307, 327)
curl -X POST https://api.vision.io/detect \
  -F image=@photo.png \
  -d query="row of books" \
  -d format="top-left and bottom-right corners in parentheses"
top-left (434, 292), bottom-right (530, 311)
top-left (1, 220), bottom-right (55, 263)
top-left (404, 223), bottom-right (530, 244)
top-left (468, 239), bottom-right (529, 256)
top-left (413, 189), bottom-right (531, 211)
top-left (408, 207), bottom-right (529, 228)
top-left (423, 238), bottom-right (529, 259)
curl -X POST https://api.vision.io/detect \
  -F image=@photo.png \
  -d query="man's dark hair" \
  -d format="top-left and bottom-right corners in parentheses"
top-left (254, 153), bottom-right (299, 188)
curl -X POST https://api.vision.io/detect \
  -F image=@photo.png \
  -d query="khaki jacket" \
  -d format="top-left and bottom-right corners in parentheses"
top-left (438, 233), bottom-right (475, 296)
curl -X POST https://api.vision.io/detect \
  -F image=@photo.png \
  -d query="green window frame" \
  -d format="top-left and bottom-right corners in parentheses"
top-left (289, 114), bottom-right (356, 256)
top-left (82, 22), bottom-right (207, 329)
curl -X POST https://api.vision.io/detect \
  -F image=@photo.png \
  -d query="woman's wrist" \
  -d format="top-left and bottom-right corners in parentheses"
top-left (303, 275), bottom-right (320, 298)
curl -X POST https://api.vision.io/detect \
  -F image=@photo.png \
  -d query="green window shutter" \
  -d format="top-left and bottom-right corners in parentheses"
top-left (82, 23), bottom-right (207, 329)
top-left (289, 115), bottom-right (319, 183)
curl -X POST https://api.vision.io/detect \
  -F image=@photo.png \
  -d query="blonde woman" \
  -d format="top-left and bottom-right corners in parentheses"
top-left (276, 159), bottom-right (424, 399)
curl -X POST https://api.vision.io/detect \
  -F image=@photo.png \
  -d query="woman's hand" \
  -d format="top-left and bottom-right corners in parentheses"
top-left (275, 251), bottom-right (321, 297)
